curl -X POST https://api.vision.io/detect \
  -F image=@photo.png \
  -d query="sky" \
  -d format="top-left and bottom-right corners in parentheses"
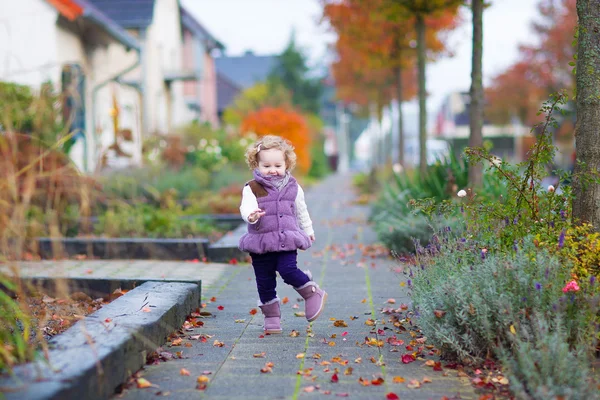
top-left (182, 0), bottom-right (541, 124)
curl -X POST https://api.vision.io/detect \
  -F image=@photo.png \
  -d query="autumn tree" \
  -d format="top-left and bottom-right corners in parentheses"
top-left (486, 0), bottom-right (577, 127)
top-left (572, 0), bottom-right (600, 230)
top-left (394, 0), bottom-right (462, 174)
top-left (240, 107), bottom-right (312, 174)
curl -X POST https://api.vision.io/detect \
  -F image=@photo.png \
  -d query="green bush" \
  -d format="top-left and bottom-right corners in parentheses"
top-left (499, 315), bottom-right (599, 400)
top-left (95, 203), bottom-right (218, 238)
top-left (411, 240), bottom-right (599, 363)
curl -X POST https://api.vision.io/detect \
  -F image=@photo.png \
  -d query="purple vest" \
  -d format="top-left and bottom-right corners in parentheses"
top-left (238, 171), bottom-right (312, 254)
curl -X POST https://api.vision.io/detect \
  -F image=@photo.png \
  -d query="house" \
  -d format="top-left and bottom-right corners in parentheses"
top-left (180, 6), bottom-right (224, 127)
top-left (434, 91), bottom-right (531, 162)
top-left (0, 0), bottom-right (143, 172)
top-left (215, 50), bottom-right (278, 117)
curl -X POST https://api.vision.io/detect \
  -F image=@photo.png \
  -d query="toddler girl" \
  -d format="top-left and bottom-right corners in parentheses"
top-left (239, 135), bottom-right (327, 333)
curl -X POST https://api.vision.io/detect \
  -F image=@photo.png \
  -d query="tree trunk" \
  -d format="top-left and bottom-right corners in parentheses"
top-left (573, 0), bottom-right (600, 230)
top-left (416, 14), bottom-right (427, 175)
top-left (394, 66), bottom-right (405, 167)
top-left (468, 0), bottom-right (484, 188)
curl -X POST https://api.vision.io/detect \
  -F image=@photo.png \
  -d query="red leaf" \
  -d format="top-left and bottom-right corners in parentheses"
top-left (401, 354), bottom-right (416, 364)
top-left (217, 305), bottom-right (224, 310)
top-left (331, 373), bottom-right (339, 383)
top-left (386, 393), bottom-right (400, 400)
top-left (229, 258), bottom-right (238, 265)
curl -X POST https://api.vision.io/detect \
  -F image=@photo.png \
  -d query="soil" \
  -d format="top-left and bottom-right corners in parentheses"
top-left (20, 288), bottom-right (126, 342)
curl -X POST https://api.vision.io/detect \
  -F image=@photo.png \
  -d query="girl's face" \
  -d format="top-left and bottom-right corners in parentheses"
top-left (257, 148), bottom-right (287, 176)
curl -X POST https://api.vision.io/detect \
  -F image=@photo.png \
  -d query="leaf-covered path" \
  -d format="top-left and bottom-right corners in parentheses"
top-left (115, 173), bottom-right (475, 400)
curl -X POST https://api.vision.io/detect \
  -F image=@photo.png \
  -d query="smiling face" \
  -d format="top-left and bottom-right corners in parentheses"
top-left (257, 148), bottom-right (287, 176)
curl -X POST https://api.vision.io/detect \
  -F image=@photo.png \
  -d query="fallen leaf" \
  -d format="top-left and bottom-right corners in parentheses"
top-left (184, 342), bottom-right (193, 348)
top-left (425, 360), bottom-right (436, 367)
top-left (422, 377), bottom-right (432, 383)
top-left (372, 377), bottom-right (384, 385)
top-left (234, 319), bottom-right (246, 323)
top-left (361, 298), bottom-right (367, 303)
top-left (392, 376), bottom-right (405, 383)
top-left (358, 377), bottom-right (371, 386)
top-left (210, 297), bottom-right (217, 302)
top-left (253, 352), bottom-right (266, 358)
top-left (354, 357), bottom-right (362, 363)
top-left (290, 330), bottom-right (300, 337)
top-left (328, 341), bottom-right (336, 347)
top-left (249, 308), bottom-right (258, 315)
top-left (434, 310), bottom-right (446, 318)
top-left (386, 393), bottom-right (400, 400)
top-left (104, 318), bottom-right (112, 323)
top-left (136, 378), bottom-right (153, 388)
top-left (510, 325), bottom-right (516, 335)
top-left (341, 331), bottom-right (348, 336)
top-left (171, 338), bottom-right (182, 346)
top-left (365, 319), bottom-right (375, 326)
top-left (335, 393), bottom-right (349, 398)
top-left (333, 320), bottom-right (348, 327)
top-left (142, 307), bottom-right (151, 313)
top-left (407, 379), bottom-right (421, 389)
top-left (292, 303), bottom-right (300, 309)
top-left (180, 368), bottom-right (190, 376)
top-left (217, 305), bottom-right (224, 310)
top-left (213, 340), bottom-right (224, 347)
top-left (401, 354), bottom-right (416, 364)
top-left (303, 386), bottom-right (316, 393)
top-left (386, 298), bottom-right (396, 304)
top-left (344, 367), bottom-right (353, 375)
top-left (294, 311), bottom-right (306, 317)
top-left (296, 353), bottom-right (305, 359)
top-left (197, 375), bottom-right (210, 384)
top-left (331, 373), bottom-right (339, 383)
top-left (312, 353), bottom-right (322, 359)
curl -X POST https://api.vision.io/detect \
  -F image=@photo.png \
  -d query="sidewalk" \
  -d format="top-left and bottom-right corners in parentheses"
top-left (110, 173), bottom-right (475, 400)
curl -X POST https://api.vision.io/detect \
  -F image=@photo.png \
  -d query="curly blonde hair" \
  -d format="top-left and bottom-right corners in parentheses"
top-left (245, 135), bottom-right (297, 171)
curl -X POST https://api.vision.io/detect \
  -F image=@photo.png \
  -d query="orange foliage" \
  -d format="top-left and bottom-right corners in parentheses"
top-left (486, 0), bottom-right (577, 126)
top-left (322, 0), bottom-right (460, 107)
top-left (240, 107), bottom-right (312, 174)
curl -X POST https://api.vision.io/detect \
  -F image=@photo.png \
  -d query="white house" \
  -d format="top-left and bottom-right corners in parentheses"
top-left (0, 0), bottom-right (144, 172)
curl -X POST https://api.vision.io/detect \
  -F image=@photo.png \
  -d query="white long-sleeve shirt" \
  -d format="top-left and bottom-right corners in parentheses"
top-left (239, 184), bottom-right (314, 237)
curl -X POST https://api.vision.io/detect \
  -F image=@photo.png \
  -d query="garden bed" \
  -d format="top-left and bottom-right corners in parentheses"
top-left (0, 280), bottom-right (200, 400)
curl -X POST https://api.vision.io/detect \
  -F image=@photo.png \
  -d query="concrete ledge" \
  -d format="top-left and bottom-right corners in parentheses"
top-left (207, 223), bottom-right (247, 262)
top-left (0, 281), bottom-right (199, 400)
top-left (35, 237), bottom-right (209, 260)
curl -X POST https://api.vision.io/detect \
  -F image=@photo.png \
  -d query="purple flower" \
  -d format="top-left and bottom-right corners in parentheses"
top-left (445, 226), bottom-right (452, 232)
top-left (558, 230), bottom-right (565, 249)
top-left (590, 276), bottom-right (596, 286)
top-left (460, 205), bottom-right (464, 213)
top-left (504, 217), bottom-right (509, 227)
top-left (460, 237), bottom-right (466, 243)
top-left (549, 221), bottom-right (555, 228)
top-left (513, 216), bottom-right (519, 225)
top-left (513, 240), bottom-right (518, 252)
top-left (560, 210), bottom-right (566, 221)
top-left (535, 282), bottom-right (542, 291)
top-left (407, 279), bottom-right (412, 287)
top-left (521, 297), bottom-right (527, 302)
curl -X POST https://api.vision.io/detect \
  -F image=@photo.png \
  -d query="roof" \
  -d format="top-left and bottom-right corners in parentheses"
top-left (47, 0), bottom-right (140, 50)
top-left (215, 52), bottom-right (278, 89)
top-left (87, 0), bottom-right (155, 28)
top-left (180, 6), bottom-right (224, 51)
top-left (217, 72), bottom-right (242, 112)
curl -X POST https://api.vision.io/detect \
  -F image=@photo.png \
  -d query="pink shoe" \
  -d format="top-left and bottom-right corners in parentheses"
top-left (295, 280), bottom-right (327, 322)
top-left (258, 297), bottom-right (282, 334)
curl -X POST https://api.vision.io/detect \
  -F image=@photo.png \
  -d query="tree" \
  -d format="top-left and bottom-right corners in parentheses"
top-left (572, 0), bottom-right (600, 230)
top-left (468, 0), bottom-right (484, 188)
top-left (240, 107), bottom-right (313, 173)
top-left (270, 34), bottom-right (324, 115)
top-left (223, 80), bottom-right (293, 127)
top-left (485, 0), bottom-right (577, 127)
top-left (395, 0), bottom-right (463, 174)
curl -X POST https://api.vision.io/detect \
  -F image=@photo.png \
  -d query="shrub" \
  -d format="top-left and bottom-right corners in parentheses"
top-left (411, 240), bottom-right (599, 364)
top-left (498, 315), bottom-right (599, 400)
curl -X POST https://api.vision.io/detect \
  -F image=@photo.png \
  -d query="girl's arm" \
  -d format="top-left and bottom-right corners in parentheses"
top-left (240, 185), bottom-right (260, 224)
top-left (295, 185), bottom-right (314, 237)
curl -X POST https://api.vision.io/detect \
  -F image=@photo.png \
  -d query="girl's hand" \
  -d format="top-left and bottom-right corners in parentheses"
top-left (309, 234), bottom-right (316, 242)
top-left (248, 209), bottom-right (266, 223)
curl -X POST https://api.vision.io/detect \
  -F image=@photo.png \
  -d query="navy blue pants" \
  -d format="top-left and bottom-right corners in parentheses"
top-left (250, 250), bottom-right (310, 304)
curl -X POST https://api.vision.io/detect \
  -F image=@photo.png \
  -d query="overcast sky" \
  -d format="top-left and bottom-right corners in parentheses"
top-left (182, 0), bottom-right (541, 120)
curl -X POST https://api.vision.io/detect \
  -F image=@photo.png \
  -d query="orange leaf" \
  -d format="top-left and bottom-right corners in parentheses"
top-left (282, 296), bottom-right (289, 304)
top-left (136, 378), bottom-right (152, 388)
top-left (249, 308), bottom-right (258, 315)
top-left (180, 368), bottom-right (190, 376)
top-left (393, 376), bottom-right (405, 383)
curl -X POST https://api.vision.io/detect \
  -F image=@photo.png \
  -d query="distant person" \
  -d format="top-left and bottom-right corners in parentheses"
top-left (238, 135), bottom-right (327, 334)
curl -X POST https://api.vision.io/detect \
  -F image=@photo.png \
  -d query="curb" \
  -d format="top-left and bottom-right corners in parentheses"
top-left (35, 237), bottom-right (210, 261)
top-left (0, 281), bottom-right (199, 400)
top-left (207, 223), bottom-right (247, 262)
